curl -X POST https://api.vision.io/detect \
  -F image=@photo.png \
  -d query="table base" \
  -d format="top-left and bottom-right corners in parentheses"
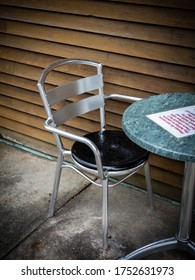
top-left (122, 236), bottom-right (195, 260)
top-left (122, 162), bottom-right (195, 260)
top-left (122, 95), bottom-right (195, 260)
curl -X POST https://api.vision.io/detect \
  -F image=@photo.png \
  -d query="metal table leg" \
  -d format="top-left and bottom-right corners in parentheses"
top-left (122, 162), bottom-right (195, 260)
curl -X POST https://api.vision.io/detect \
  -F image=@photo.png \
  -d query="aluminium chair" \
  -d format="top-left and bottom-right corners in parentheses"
top-left (37, 58), bottom-right (153, 249)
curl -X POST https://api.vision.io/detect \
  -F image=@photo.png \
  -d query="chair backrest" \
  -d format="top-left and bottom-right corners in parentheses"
top-left (37, 59), bottom-right (105, 131)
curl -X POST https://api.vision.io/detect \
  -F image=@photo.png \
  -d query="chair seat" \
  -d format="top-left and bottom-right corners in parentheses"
top-left (71, 130), bottom-right (150, 172)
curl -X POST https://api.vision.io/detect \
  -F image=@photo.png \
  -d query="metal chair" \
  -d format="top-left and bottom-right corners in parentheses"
top-left (37, 58), bottom-right (153, 249)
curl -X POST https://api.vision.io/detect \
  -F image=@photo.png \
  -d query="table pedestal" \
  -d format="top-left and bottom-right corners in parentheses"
top-left (123, 163), bottom-right (195, 260)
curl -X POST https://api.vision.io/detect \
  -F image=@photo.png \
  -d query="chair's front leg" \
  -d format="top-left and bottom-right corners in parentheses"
top-left (144, 162), bottom-right (154, 211)
top-left (102, 176), bottom-right (109, 250)
top-left (48, 153), bottom-right (63, 217)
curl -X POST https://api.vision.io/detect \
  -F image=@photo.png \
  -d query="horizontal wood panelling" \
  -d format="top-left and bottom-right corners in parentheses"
top-left (0, 80), bottom-right (132, 118)
top-left (0, 95), bottom-right (45, 119)
top-left (0, 94), bottom-right (103, 133)
top-left (150, 166), bottom-right (183, 189)
top-left (0, 71), bottom-right (152, 101)
top-left (0, 112), bottom-right (86, 149)
top-left (0, 0), bottom-right (194, 200)
top-left (1, 56), bottom-right (195, 95)
top-left (1, 21), bottom-right (195, 67)
top-left (126, 173), bottom-right (182, 202)
top-left (1, 0), bottom-right (195, 28)
top-left (149, 154), bottom-right (184, 175)
top-left (2, 39), bottom-right (195, 86)
top-left (0, 105), bottom-right (43, 130)
top-left (110, 0), bottom-right (195, 10)
top-left (0, 116), bottom-right (55, 144)
top-left (1, 44), bottom-right (194, 84)
top-left (1, 6), bottom-right (195, 48)
top-left (0, 83), bottom-right (41, 105)
top-left (0, 73), bottom-right (38, 92)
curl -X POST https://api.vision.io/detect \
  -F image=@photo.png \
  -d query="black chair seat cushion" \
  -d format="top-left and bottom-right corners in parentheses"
top-left (71, 130), bottom-right (149, 172)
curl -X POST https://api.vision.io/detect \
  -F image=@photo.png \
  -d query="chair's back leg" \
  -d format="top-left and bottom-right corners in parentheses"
top-left (48, 153), bottom-right (64, 217)
top-left (144, 162), bottom-right (154, 211)
top-left (102, 176), bottom-right (109, 249)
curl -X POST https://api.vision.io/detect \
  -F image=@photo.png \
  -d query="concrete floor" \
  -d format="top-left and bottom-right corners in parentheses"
top-left (0, 139), bottom-right (194, 260)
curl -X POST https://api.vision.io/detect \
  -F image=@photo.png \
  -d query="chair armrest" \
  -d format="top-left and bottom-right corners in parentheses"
top-left (105, 94), bottom-right (142, 102)
top-left (44, 118), bottom-right (104, 178)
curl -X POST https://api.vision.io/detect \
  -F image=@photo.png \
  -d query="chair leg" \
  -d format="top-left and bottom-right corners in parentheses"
top-left (102, 177), bottom-right (109, 250)
top-left (48, 153), bottom-right (63, 218)
top-left (144, 162), bottom-right (154, 210)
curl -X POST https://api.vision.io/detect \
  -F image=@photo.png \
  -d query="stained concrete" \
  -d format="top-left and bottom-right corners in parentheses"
top-left (0, 140), bottom-right (194, 260)
top-left (0, 141), bottom-right (90, 258)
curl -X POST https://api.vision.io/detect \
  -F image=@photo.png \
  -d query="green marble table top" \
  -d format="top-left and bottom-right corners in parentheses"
top-left (122, 93), bottom-right (195, 162)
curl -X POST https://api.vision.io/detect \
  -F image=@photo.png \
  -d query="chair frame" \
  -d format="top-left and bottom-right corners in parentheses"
top-left (37, 58), bottom-right (153, 249)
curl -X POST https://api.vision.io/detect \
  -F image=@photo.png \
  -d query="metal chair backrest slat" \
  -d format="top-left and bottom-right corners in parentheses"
top-left (53, 94), bottom-right (105, 125)
top-left (37, 59), bottom-right (105, 128)
top-left (47, 74), bottom-right (103, 106)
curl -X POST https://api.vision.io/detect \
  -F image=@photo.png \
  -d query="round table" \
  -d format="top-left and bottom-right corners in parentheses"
top-left (122, 92), bottom-right (195, 259)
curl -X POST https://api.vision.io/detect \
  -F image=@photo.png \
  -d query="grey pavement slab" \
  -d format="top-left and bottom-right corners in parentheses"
top-left (4, 182), bottom-right (194, 260)
top-left (0, 141), bottom-right (90, 258)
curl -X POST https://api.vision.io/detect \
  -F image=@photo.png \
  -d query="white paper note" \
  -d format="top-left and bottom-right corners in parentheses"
top-left (147, 105), bottom-right (195, 138)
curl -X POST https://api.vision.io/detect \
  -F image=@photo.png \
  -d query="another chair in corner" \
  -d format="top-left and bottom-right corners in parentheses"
top-left (37, 59), bottom-right (153, 249)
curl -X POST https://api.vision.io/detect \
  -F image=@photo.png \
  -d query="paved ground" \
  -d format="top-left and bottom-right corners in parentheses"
top-left (0, 139), bottom-right (194, 260)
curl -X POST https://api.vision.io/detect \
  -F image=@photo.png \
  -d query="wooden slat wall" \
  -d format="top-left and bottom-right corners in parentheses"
top-left (0, 0), bottom-right (195, 201)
